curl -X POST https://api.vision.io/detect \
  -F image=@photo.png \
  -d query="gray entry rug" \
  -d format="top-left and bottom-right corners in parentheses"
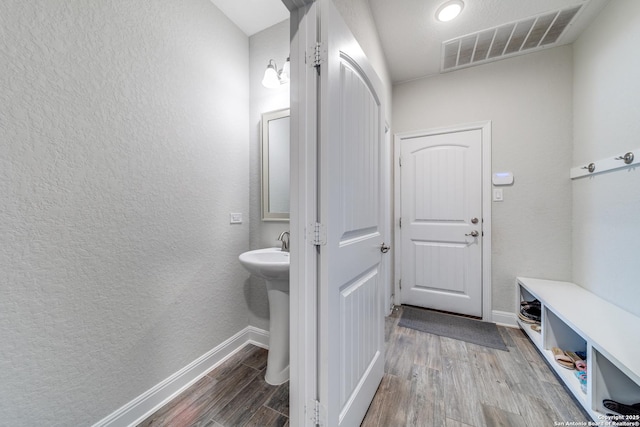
top-left (399, 306), bottom-right (508, 351)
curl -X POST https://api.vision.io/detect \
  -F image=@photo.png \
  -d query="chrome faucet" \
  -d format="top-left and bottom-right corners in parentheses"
top-left (277, 231), bottom-right (290, 252)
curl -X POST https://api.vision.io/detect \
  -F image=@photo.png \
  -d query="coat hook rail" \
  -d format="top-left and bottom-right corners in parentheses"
top-left (570, 148), bottom-right (639, 179)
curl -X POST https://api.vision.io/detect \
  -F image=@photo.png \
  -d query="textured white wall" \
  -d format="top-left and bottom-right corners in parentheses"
top-left (393, 47), bottom-right (574, 313)
top-left (248, 19), bottom-right (291, 331)
top-left (0, 1), bottom-right (250, 425)
top-left (572, 0), bottom-right (640, 317)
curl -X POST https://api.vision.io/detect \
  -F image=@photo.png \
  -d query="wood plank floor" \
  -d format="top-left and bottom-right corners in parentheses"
top-left (138, 345), bottom-right (289, 427)
top-left (362, 306), bottom-right (590, 427)
top-left (139, 306), bottom-right (589, 427)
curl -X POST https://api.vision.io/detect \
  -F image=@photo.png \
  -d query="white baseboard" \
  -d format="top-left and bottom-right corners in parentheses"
top-left (492, 310), bottom-right (518, 327)
top-left (93, 326), bottom-right (269, 427)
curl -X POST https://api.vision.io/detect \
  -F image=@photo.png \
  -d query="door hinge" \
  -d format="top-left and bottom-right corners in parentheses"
top-left (399, 156), bottom-right (402, 167)
top-left (308, 222), bottom-right (327, 246)
top-left (308, 42), bottom-right (326, 73)
top-left (399, 279), bottom-right (402, 289)
top-left (399, 217), bottom-right (402, 228)
top-left (309, 399), bottom-right (324, 425)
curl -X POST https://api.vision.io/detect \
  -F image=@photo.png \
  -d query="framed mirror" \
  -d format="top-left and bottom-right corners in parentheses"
top-left (261, 108), bottom-right (290, 221)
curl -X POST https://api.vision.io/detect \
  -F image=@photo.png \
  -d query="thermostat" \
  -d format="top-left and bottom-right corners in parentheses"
top-left (492, 172), bottom-right (513, 186)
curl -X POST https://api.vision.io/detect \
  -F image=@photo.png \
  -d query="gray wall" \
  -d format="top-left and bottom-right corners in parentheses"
top-left (248, 19), bottom-right (291, 331)
top-left (572, 0), bottom-right (640, 317)
top-left (0, 1), bottom-right (250, 425)
top-left (392, 46), bottom-right (574, 314)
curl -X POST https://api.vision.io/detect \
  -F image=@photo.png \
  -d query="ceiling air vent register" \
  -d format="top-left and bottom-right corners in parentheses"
top-left (441, 4), bottom-right (583, 72)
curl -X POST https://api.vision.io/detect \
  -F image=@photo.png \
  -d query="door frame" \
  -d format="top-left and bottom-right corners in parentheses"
top-left (286, 1), bottom-right (391, 425)
top-left (288, 3), bottom-right (318, 427)
top-left (393, 122), bottom-right (493, 321)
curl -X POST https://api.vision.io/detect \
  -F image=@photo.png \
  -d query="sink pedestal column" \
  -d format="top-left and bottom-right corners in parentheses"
top-left (264, 279), bottom-right (289, 385)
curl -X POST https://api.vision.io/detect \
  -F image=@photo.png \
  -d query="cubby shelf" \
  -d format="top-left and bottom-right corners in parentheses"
top-left (517, 277), bottom-right (640, 422)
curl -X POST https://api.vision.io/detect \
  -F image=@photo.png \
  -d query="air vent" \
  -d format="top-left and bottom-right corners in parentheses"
top-left (441, 4), bottom-right (582, 72)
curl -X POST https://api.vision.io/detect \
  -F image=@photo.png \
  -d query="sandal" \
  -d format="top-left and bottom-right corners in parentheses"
top-left (520, 299), bottom-right (541, 308)
top-left (575, 351), bottom-right (587, 360)
top-left (565, 351), bottom-right (587, 371)
top-left (519, 305), bottom-right (541, 323)
top-left (518, 312), bottom-right (541, 324)
top-left (518, 312), bottom-right (539, 324)
top-left (552, 347), bottom-right (574, 369)
top-left (603, 399), bottom-right (640, 416)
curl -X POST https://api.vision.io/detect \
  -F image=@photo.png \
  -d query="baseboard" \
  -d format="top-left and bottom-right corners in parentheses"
top-left (492, 310), bottom-right (518, 327)
top-left (92, 326), bottom-right (269, 427)
top-left (245, 325), bottom-right (270, 349)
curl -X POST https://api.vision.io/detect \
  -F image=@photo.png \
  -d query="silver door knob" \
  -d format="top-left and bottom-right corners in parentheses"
top-left (465, 230), bottom-right (479, 237)
top-left (380, 243), bottom-right (390, 253)
top-left (471, 217), bottom-right (479, 224)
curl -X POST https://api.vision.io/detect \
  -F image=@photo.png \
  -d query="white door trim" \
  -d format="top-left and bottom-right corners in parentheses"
top-left (382, 123), bottom-right (393, 315)
top-left (393, 121), bottom-right (492, 321)
top-left (288, 3), bottom-right (318, 427)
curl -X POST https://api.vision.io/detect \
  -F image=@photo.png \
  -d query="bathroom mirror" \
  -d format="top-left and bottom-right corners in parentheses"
top-left (261, 108), bottom-right (290, 221)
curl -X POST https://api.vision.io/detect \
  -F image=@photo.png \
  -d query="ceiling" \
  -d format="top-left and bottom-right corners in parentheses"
top-left (369, 0), bottom-right (609, 82)
top-left (212, 0), bottom-right (610, 83)
top-left (210, 0), bottom-right (289, 36)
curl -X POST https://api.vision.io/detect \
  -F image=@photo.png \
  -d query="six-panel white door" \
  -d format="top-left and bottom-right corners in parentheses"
top-left (400, 130), bottom-right (483, 317)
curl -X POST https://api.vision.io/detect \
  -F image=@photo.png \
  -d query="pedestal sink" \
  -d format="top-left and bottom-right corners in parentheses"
top-left (238, 247), bottom-right (289, 385)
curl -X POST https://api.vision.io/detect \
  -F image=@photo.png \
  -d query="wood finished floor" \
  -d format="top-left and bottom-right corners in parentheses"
top-left (138, 345), bottom-right (289, 427)
top-left (362, 306), bottom-right (589, 427)
top-left (140, 306), bottom-right (589, 427)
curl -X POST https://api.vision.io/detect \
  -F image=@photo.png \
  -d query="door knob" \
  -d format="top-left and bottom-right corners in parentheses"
top-left (380, 243), bottom-right (391, 253)
top-left (465, 230), bottom-right (479, 237)
top-left (471, 217), bottom-right (479, 224)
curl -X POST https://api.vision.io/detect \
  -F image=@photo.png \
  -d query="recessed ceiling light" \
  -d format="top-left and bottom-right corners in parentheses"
top-left (436, 0), bottom-right (464, 22)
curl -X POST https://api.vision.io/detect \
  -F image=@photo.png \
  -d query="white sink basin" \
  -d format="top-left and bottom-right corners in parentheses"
top-left (239, 247), bottom-right (289, 281)
top-left (238, 247), bottom-right (290, 385)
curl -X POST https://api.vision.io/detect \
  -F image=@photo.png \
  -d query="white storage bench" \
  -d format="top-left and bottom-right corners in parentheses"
top-left (516, 277), bottom-right (640, 422)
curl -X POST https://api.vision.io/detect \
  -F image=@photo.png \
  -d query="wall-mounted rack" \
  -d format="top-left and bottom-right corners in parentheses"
top-left (570, 148), bottom-right (639, 179)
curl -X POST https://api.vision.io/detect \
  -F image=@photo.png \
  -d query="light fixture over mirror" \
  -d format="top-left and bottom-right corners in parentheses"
top-left (262, 57), bottom-right (290, 88)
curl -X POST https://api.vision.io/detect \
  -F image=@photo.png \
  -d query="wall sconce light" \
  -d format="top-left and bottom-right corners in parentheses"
top-left (262, 57), bottom-right (290, 88)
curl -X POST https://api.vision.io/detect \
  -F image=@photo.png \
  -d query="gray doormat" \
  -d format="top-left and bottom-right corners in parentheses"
top-left (399, 306), bottom-right (508, 351)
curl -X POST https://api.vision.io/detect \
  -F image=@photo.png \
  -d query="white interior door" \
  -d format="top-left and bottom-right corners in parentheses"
top-left (317, 0), bottom-right (386, 425)
top-left (400, 129), bottom-right (483, 317)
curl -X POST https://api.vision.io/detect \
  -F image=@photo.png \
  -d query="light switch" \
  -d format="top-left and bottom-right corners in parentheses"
top-left (493, 189), bottom-right (503, 202)
top-left (230, 213), bottom-right (243, 224)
